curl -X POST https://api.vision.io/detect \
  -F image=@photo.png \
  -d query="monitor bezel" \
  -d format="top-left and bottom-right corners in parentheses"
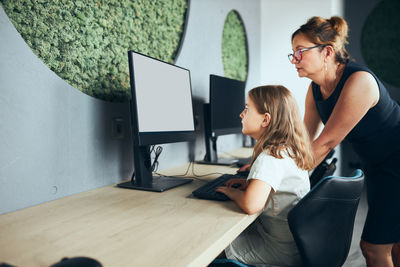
top-left (128, 50), bottom-right (196, 147)
top-left (209, 74), bottom-right (245, 137)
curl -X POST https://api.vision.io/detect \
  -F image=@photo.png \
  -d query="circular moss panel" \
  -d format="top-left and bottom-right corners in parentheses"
top-left (222, 10), bottom-right (248, 82)
top-left (361, 0), bottom-right (400, 87)
top-left (1, 0), bottom-right (188, 102)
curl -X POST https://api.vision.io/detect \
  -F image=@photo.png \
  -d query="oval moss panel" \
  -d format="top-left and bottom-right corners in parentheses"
top-left (361, 0), bottom-right (400, 87)
top-left (222, 10), bottom-right (248, 82)
top-left (0, 0), bottom-right (188, 102)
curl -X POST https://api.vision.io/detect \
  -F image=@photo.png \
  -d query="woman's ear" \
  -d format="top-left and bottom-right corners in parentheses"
top-left (325, 45), bottom-right (334, 58)
top-left (262, 113), bottom-right (271, 127)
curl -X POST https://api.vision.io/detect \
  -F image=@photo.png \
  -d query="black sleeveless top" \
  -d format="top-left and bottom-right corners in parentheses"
top-left (312, 61), bottom-right (400, 166)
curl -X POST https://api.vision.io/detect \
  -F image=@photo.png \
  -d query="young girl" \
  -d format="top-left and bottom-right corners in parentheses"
top-left (216, 85), bottom-right (315, 266)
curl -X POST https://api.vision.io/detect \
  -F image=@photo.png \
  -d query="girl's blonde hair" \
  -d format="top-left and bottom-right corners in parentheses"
top-left (249, 85), bottom-right (315, 170)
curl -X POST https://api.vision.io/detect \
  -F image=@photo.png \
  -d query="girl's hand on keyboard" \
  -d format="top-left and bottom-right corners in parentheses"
top-left (237, 164), bottom-right (251, 173)
top-left (215, 185), bottom-right (242, 200)
top-left (224, 178), bottom-right (248, 190)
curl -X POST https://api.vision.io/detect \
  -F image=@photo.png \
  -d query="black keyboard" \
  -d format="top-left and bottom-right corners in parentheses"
top-left (192, 173), bottom-right (247, 201)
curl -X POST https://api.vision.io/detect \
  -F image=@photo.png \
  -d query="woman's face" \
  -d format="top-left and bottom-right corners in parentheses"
top-left (239, 97), bottom-right (268, 140)
top-left (291, 33), bottom-right (325, 78)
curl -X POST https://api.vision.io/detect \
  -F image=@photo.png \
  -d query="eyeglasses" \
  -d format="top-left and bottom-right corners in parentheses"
top-left (288, 45), bottom-right (326, 63)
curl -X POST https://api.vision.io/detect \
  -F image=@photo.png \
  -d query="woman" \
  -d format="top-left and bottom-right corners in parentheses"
top-left (289, 16), bottom-right (400, 266)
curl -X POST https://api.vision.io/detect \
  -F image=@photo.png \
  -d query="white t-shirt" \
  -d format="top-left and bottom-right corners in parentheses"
top-left (249, 151), bottom-right (310, 220)
top-left (225, 151), bottom-right (310, 266)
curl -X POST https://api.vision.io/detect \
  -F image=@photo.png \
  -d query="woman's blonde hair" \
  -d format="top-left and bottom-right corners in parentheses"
top-left (292, 16), bottom-right (350, 64)
top-left (249, 85), bottom-right (315, 170)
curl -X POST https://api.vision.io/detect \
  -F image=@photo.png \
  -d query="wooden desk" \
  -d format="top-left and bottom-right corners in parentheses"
top-left (0, 149), bottom-right (257, 267)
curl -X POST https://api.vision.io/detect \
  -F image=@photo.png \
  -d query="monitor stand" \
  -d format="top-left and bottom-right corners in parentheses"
top-left (118, 176), bottom-right (192, 192)
top-left (117, 145), bottom-right (192, 192)
top-left (197, 135), bottom-right (238, 166)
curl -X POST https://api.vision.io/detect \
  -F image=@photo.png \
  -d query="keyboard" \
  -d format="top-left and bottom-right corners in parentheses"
top-left (192, 173), bottom-right (247, 201)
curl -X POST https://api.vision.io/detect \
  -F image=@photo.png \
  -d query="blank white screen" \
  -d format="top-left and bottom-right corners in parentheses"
top-left (132, 52), bottom-right (195, 132)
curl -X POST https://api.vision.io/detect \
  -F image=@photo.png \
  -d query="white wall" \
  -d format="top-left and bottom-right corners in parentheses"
top-left (260, 0), bottom-right (343, 115)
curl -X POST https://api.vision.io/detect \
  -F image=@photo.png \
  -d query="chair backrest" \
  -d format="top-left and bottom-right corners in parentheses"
top-left (288, 169), bottom-right (364, 267)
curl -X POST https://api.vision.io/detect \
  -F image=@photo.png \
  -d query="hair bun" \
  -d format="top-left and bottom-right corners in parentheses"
top-left (328, 16), bottom-right (349, 43)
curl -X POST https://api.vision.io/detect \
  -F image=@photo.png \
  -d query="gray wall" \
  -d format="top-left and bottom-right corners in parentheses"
top-left (0, 0), bottom-right (261, 214)
top-left (0, 6), bottom-right (134, 214)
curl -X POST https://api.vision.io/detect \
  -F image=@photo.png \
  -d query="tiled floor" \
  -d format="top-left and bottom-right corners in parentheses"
top-left (343, 189), bottom-right (368, 267)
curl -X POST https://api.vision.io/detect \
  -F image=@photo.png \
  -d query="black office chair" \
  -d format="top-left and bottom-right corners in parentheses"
top-left (209, 169), bottom-right (364, 267)
top-left (287, 169), bottom-right (364, 267)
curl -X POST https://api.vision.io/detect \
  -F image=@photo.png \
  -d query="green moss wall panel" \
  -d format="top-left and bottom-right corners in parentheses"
top-left (222, 10), bottom-right (248, 82)
top-left (0, 0), bottom-right (188, 102)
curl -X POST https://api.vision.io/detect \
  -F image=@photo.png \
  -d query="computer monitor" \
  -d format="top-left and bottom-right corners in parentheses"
top-left (198, 74), bottom-right (245, 165)
top-left (118, 51), bottom-right (195, 192)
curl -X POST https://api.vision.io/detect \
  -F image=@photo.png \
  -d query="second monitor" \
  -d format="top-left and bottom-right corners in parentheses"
top-left (198, 74), bottom-right (245, 165)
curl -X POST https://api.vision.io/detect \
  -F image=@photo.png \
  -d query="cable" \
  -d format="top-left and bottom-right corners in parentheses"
top-left (155, 161), bottom-right (225, 183)
top-left (219, 151), bottom-right (242, 159)
top-left (131, 147), bottom-right (228, 183)
top-left (150, 145), bottom-right (163, 172)
top-left (190, 162), bottom-right (225, 178)
top-left (130, 145), bottom-right (162, 183)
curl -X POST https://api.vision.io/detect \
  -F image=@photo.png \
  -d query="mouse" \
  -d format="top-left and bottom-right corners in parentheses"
top-left (49, 257), bottom-right (102, 267)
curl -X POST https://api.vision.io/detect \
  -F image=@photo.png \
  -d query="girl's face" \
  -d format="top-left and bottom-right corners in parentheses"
top-left (240, 97), bottom-right (269, 140)
top-left (291, 33), bottom-right (325, 78)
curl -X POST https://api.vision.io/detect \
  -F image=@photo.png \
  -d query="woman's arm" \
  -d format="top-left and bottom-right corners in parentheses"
top-left (310, 71), bottom-right (379, 166)
top-left (304, 83), bottom-right (323, 142)
top-left (216, 179), bottom-right (272, 215)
